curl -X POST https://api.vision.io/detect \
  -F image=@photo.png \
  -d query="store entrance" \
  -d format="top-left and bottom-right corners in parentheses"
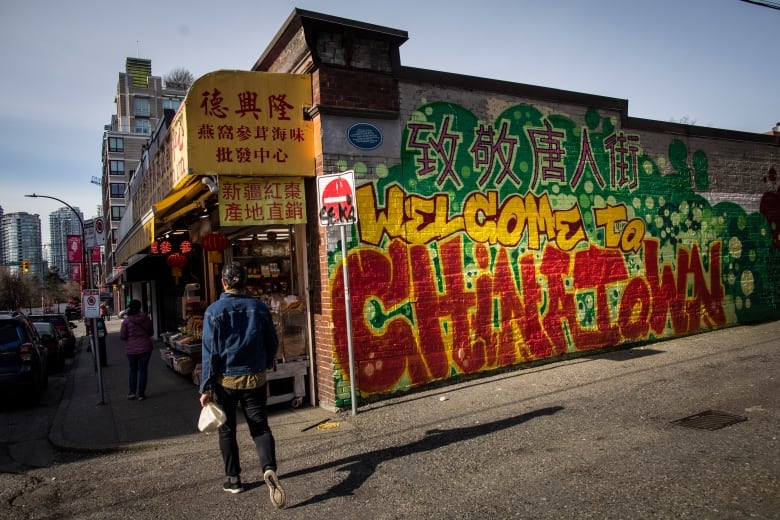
top-left (166, 223), bottom-right (312, 408)
top-left (226, 224), bottom-right (311, 406)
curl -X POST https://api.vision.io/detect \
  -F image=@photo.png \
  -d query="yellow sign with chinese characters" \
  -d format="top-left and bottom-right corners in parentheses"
top-left (218, 176), bottom-right (307, 226)
top-left (171, 70), bottom-right (314, 189)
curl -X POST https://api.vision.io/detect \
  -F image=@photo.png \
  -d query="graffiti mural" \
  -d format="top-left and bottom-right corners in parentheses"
top-left (328, 102), bottom-right (779, 405)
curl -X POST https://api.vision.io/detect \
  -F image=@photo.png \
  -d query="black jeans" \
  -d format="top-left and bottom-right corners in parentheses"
top-left (213, 383), bottom-right (277, 478)
top-left (127, 351), bottom-right (151, 396)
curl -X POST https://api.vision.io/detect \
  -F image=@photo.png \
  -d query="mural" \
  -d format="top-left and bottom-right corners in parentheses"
top-left (328, 102), bottom-right (779, 405)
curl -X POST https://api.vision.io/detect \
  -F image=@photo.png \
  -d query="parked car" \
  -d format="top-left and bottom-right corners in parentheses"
top-left (0, 312), bottom-right (48, 405)
top-left (32, 321), bottom-right (66, 373)
top-left (28, 314), bottom-right (77, 357)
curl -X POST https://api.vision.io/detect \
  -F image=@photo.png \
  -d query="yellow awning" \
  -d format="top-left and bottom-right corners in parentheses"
top-left (152, 179), bottom-right (206, 222)
top-left (114, 212), bottom-right (155, 266)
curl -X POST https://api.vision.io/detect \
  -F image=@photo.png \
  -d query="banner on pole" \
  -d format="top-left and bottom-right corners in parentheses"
top-left (67, 235), bottom-right (82, 263)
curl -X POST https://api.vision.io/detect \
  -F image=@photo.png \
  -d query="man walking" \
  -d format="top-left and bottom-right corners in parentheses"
top-left (199, 261), bottom-right (286, 509)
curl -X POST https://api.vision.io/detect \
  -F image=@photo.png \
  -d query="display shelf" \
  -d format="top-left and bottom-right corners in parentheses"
top-left (267, 359), bottom-right (308, 407)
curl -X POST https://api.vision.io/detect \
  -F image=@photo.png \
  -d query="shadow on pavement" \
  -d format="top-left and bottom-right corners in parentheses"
top-left (284, 405), bottom-right (564, 508)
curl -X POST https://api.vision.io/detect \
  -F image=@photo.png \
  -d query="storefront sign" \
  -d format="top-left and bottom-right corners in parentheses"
top-left (171, 70), bottom-right (314, 189)
top-left (218, 176), bottom-right (306, 226)
top-left (317, 170), bottom-right (358, 226)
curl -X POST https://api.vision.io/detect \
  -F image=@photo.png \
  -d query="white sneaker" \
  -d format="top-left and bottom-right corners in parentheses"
top-left (263, 469), bottom-right (286, 509)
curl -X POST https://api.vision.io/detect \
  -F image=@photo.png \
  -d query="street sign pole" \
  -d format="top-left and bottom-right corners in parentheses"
top-left (25, 193), bottom-right (104, 405)
top-left (340, 224), bottom-right (358, 416)
top-left (317, 171), bottom-right (359, 415)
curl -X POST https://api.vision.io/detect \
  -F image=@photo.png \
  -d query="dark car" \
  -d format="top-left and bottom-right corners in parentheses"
top-left (28, 314), bottom-right (77, 357)
top-left (32, 321), bottom-right (66, 373)
top-left (0, 313), bottom-right (48, 405)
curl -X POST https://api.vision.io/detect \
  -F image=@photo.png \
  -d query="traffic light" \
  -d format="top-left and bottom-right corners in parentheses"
top-left (22, 259), bottom-right (30, 274)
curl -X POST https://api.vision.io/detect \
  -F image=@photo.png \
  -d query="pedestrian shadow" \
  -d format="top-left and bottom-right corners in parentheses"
top-left (283, 405), bottom-right (564, 508)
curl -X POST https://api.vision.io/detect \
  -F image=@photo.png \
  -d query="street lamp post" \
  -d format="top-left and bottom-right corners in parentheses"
top-left (25, 193), bottom-right (105, 405)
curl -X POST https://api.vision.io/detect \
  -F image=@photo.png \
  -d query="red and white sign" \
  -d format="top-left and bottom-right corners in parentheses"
top-left (85, 217), bottom-right (106, 248)
top-left (67, 235), bottom-right (82, 263)
top-left (317, 170), bottom-right (358, 226)
top-left (82, 289), bottom-right (100, 318)
top-left (94, 217), bottom-right (106, 246)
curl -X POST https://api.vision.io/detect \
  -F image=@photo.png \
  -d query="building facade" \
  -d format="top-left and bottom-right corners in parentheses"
top-left (48, 206), bottom-right (84, 281)
top-left (0, 206), bottom-right (4, 268)
top-left (1, 212), bottom-right (42, 278)
top-left (113, 10), bottom-right (780, 411)
top-left (101, 58), bottom-right (186, 292)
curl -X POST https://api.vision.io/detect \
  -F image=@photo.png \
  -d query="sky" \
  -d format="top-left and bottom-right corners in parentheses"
top-left (1, 0), bottom-right (778, 243)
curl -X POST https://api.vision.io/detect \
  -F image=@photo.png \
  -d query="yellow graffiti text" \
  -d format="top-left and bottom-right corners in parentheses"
top-left (357, 184), bottom-right (589, 251)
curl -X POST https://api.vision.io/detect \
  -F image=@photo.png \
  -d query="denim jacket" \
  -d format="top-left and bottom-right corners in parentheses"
top-left (199, 291), bottom-right (279, 394)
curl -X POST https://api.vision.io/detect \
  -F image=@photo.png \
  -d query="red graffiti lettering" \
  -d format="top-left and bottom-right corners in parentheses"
top-left (332, 238), bottom-right (726, 396)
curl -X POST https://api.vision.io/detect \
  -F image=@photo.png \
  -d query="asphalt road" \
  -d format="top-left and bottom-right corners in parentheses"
top-left (0, 320), bottom-right (778, 519)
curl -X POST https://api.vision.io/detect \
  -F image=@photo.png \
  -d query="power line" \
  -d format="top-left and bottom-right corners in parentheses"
top-left (740, 0), bottom-right (780, 11)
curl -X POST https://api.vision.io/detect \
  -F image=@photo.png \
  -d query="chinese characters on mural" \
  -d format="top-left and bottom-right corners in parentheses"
top-left (328, 102), bottom-right (778, 405)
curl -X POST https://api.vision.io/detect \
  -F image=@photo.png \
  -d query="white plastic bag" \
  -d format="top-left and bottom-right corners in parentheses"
top-left (198, 402), bottom-right (227, 433)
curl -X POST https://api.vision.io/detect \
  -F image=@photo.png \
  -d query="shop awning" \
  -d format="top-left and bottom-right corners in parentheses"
top-left (114, 211), bottom-right (155, 266)
top-left (152, 179), bottom-right (208, 225)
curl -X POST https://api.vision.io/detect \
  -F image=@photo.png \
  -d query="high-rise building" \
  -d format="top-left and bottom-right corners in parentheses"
top-left (100, 58), bottom-right (187, 284)
top-left (1, 212), bottom-right (42, 277)
top-left (49, 207), bottom-right (83, 281)
top-left (0, 205), bottom-right (5, 266)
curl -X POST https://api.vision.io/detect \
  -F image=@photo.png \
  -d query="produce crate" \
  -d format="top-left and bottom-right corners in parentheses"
top-left (172, 354), bottom-right (195, 375)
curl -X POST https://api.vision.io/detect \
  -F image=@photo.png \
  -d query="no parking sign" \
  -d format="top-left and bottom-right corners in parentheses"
top-left (82, 289), bottom-right (100, 318)
top-left (317, 170), bottom-right (358, 226)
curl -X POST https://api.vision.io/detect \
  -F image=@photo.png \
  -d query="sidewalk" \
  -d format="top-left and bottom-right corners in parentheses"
top-left (49, 317), bottom-right (339, 452)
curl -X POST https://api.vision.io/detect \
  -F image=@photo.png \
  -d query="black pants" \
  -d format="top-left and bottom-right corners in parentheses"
top-left (213, 383), bottom-right (277, 478)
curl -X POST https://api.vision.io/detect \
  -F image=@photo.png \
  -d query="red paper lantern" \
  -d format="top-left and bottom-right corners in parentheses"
top-left (201, 232), bottom-right (229, 251)
top-left (201, 232), bottom-right (230, 263)
top-left (167, 253), bottom-right (188, 283)
top-left (167, 253), bottom-right (188, 268)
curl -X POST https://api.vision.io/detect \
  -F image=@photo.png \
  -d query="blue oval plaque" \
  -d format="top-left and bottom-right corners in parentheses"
top-left (347, 123), bottom-right (383, 151)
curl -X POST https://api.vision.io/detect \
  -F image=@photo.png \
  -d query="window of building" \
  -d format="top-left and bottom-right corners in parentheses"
top-left (163, 97), bottom-right (182, 111)
top-left (108, 137), bottom-right (124, 152)
top-left (134, 97), bottom-right (150, 117)
top-left (110, 206), bottom-right (125, 221)
top-left (109, 160), bottom-right (124, 176)
top-left (109, 183), bottom-right (125, 198)
top-left (134, 118), bottom-right (150, 134)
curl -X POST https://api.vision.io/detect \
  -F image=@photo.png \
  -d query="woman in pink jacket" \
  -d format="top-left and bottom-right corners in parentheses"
top-left (119, 299), bottom-right (154, 401)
